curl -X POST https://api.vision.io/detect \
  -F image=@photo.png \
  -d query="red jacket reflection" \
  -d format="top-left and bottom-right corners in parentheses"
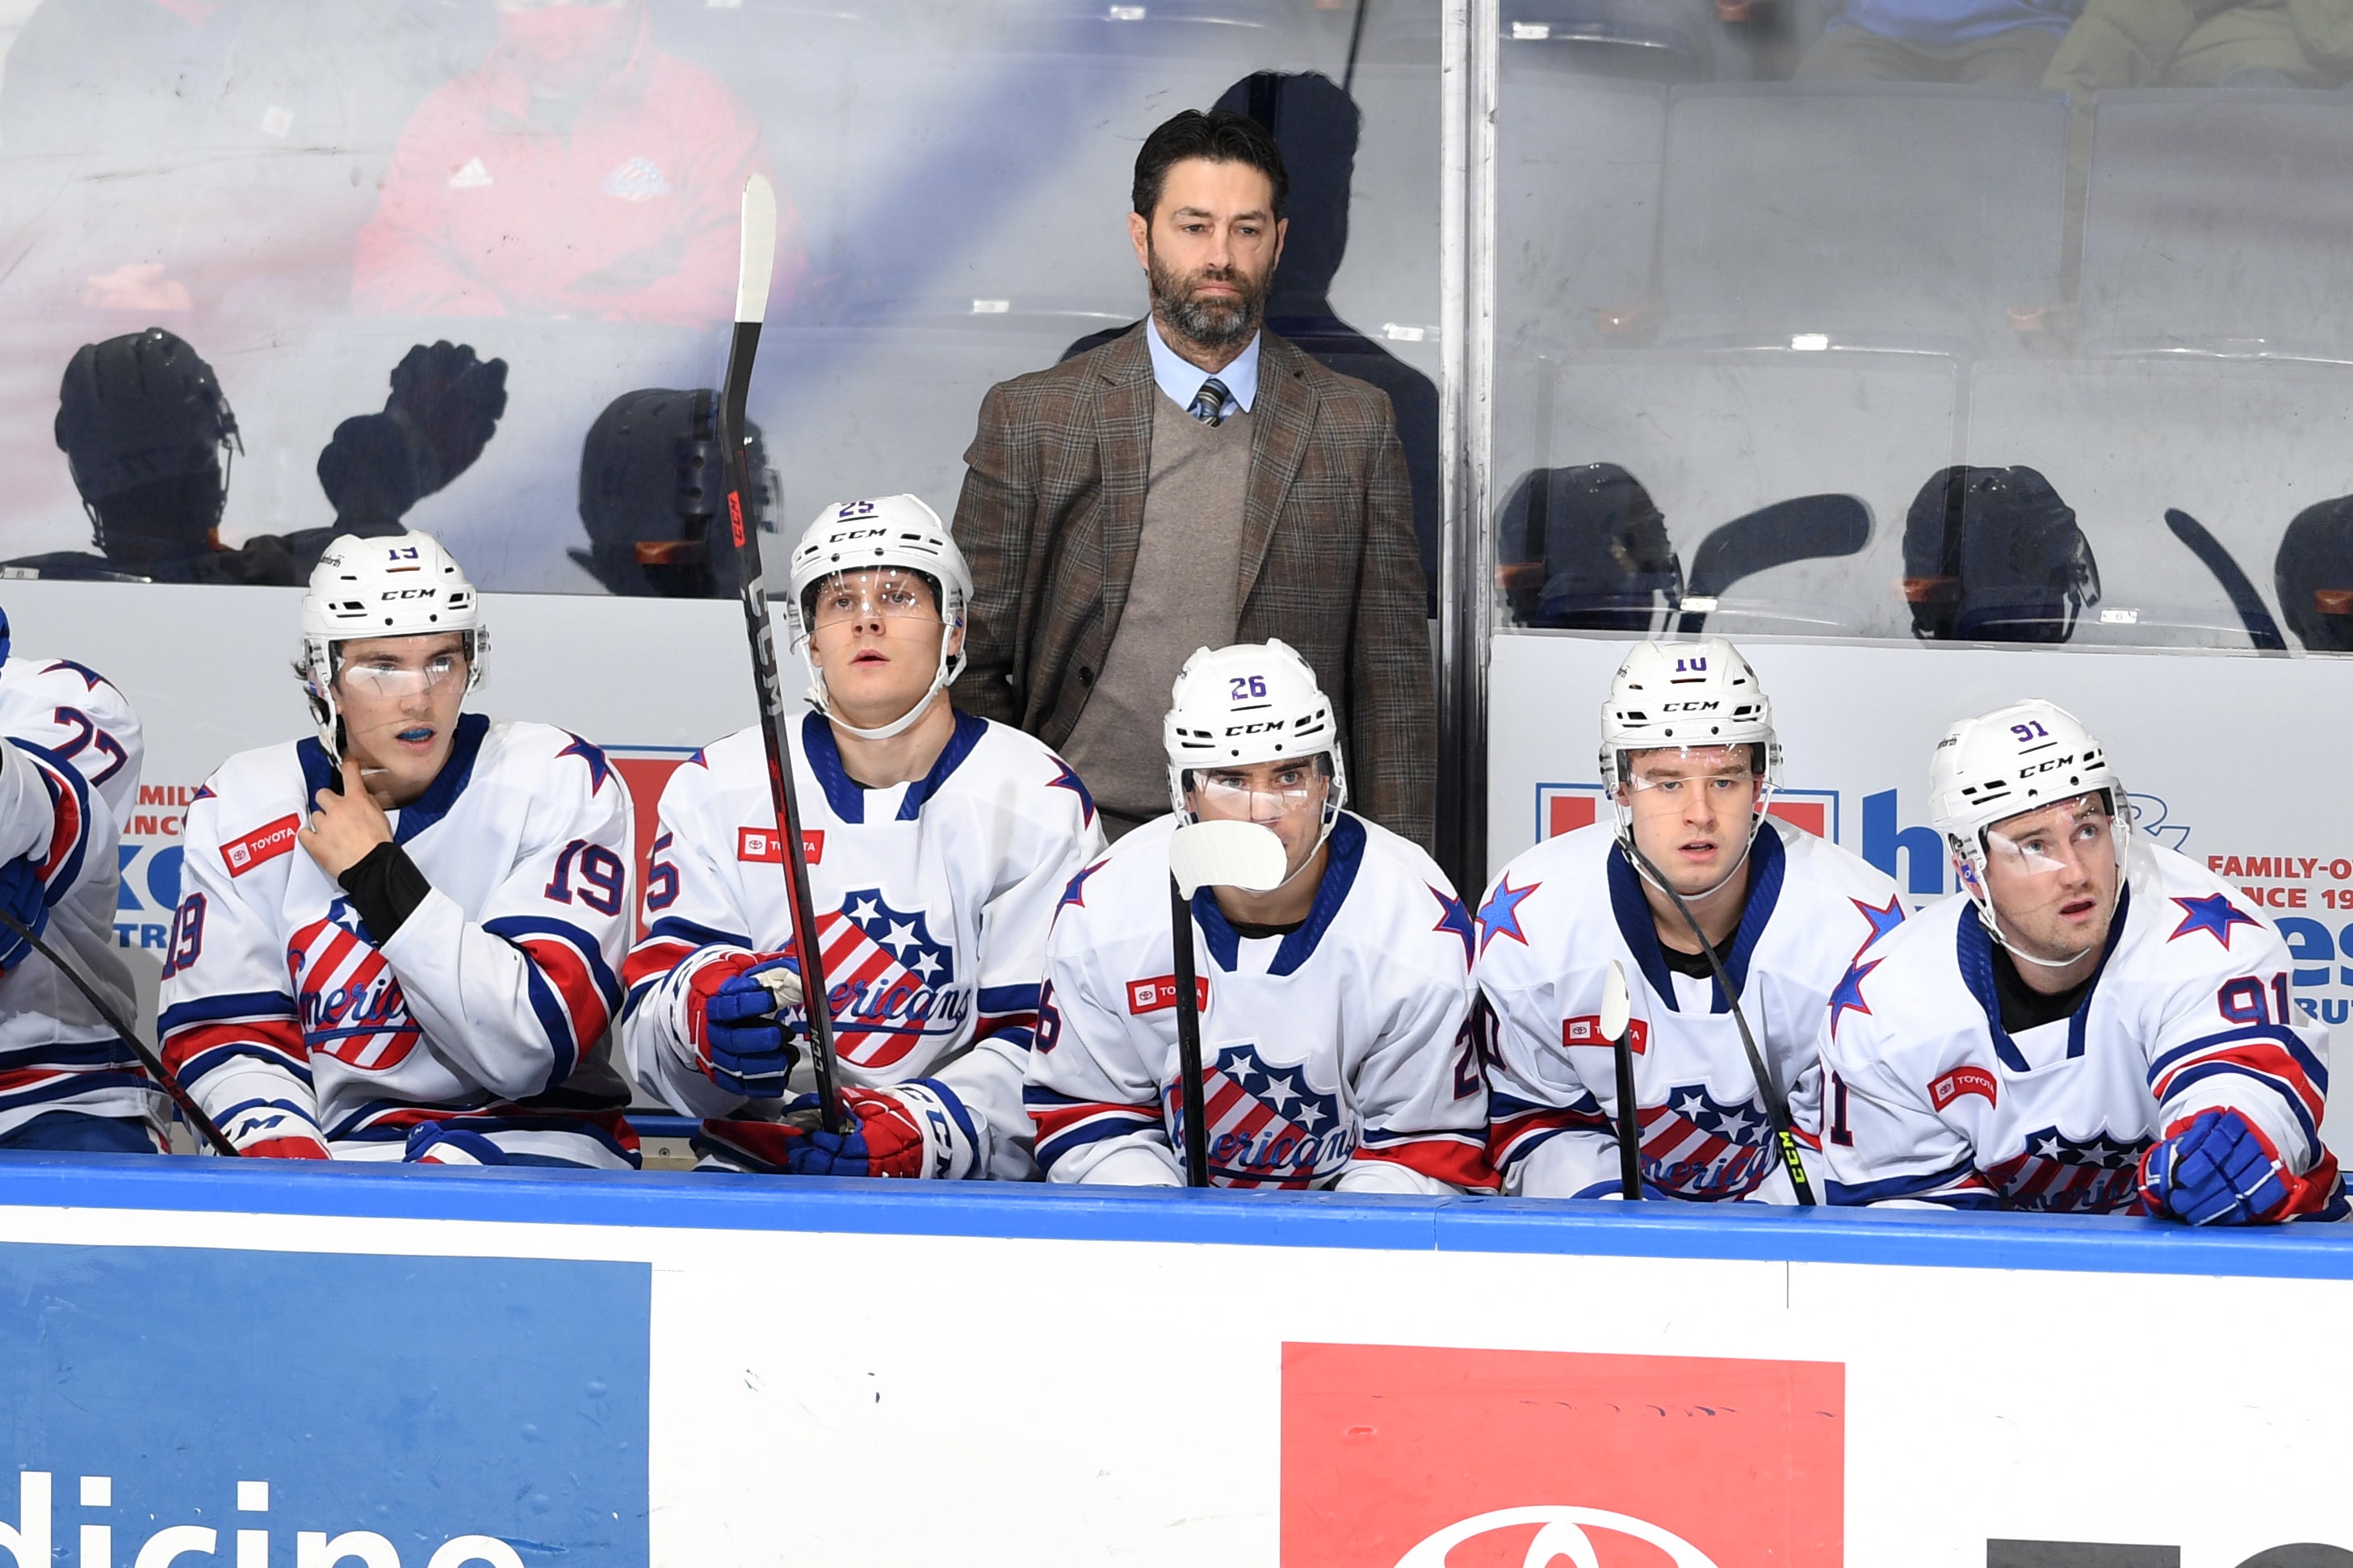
top-left (352, 13), bottom-right (795, 326)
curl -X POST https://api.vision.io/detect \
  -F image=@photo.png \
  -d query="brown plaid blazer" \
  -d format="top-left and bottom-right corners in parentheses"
top-left (951, 323), bottom-right (1435, 848)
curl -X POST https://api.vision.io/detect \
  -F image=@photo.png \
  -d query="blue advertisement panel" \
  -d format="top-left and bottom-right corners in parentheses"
top-left (0, 1244), bottom-right (648, 1567)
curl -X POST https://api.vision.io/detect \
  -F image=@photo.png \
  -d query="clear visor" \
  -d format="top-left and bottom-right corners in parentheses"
top-left (335, 648), bottom-right (467, 701)
top-left (1189, 760), bottom-right (1329, 823)
top-left (1982, 792), bottom-right (2117, 878)
top-left (806, 568), bottom-right (942, 631)
top-left (1622, 746), bottom-right (1762, 800)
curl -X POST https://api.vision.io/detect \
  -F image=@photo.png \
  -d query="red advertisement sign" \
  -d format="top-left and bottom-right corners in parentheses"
top-left (1281, 1344), bottom-right (1842, 1568)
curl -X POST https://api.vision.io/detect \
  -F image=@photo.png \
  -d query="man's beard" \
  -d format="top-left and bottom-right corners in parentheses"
top-left (1147, 243), bottom-right (1270, 350)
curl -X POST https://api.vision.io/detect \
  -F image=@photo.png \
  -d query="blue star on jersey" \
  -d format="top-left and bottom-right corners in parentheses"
top-left (1430, 886), bottom-right (1474, 965)
top-left (1179, 1042), bottom-right (1349, 1187)
top-left (1829, 957), bottom-right (1880, 1038)
top-left (2169, 893), bottom-right (2260, 950)
top-left (556, 732), bottom-right (614, 794)
top-left (1046, 759), bottom-right (1097, 827)
top-left (40, 659), bottom-right (108, 691)
top-left (1058, 859), bottom-right (1105, 916)
top-left (1477, 875), bottom-right (1537, 956)
top-left (1852, 895), bottom-right (1905, 958)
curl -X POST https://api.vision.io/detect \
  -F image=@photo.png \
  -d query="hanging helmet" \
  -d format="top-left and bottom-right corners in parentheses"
top-left (783, 495), bottom-right (971, 743)
top-left (573, 387), bottom-right (777, 598)
top-left (1929, 698), bottom-right (2126, 934)
top-left (297, 531), bottom-right (486, 756)
top-left (1163, 639), bottom-right (1348, 837)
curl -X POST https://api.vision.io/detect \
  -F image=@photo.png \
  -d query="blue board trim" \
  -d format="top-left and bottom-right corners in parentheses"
top-left (0, 1151), bottom-right (2348, 1281)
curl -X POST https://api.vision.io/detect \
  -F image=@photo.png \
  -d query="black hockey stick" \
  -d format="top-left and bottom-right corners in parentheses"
top-left (1624, 841), bottom-right (1816, 1205)
top-left (1676, 495), bottom-right (1871, 635)
top-left (0, 909), bottom-right (237, 1156)
top-left (1168, 877), bottom-right (1211, 1188)
top-left (2165, 508), bottom-right (2287, 653)
top-left (1604, 960), bottom-right (1640, 1200)
top-left (719, 174), bottom-right (843, 1134)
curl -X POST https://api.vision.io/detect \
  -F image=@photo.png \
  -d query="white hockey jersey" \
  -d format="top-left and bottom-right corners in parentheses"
top-left (1475, 818), bottom-right (1904, 1201)
top-left (1820, 837), bottom-right (2343, 1217)
top-left (158, 715), bottom-right (639, 1166)
top-left (622, 710), bottom-right (1104, 1180)
top-left (1026, 811), bottom-right (1492, 1192)
top-left (0, 654), bottom-right (155, 1140)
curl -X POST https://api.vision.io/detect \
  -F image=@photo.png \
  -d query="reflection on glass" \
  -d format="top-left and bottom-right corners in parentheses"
top-left (1488, 0), bottom-right (2353, 655)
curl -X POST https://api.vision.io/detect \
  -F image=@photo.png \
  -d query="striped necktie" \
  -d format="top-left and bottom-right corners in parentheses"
top-left (1191, 377), bottom-right (1231, 427)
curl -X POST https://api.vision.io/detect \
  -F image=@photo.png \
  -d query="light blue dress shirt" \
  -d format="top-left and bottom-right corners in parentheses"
top-left (1145, 316), bottom-right (1260, 421)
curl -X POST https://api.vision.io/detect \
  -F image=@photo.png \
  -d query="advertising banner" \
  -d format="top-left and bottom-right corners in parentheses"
top-left (1, 1169), bottom-right (2351, 1568)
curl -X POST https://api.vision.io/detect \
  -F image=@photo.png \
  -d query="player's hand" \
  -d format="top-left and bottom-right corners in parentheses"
top-left (685, 950), bottom-right (803, 1098)
top-left (300, 757), bottom-right (396, 879)
top-left (2138, 1109), bottom-right (2292, 1225)
top-left (0, 853), bottom-right (50, 971)
top-left (771, 1084), bottom-right (967, 1180)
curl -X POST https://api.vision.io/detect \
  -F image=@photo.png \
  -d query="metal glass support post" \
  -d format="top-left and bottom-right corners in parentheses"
top-left (1437, 0), bottom-right (1499, 895)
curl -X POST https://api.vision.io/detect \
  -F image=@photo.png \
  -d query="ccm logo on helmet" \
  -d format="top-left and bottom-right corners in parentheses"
top-left (2020, 753), bottom-right (2082, 778)
top-left (1223, 722), bottom-right (1286, 737)
top-left (1660, 700), bottom-right (1722, 714)
top-left (833, 527), bottom-right (887, 540)
top-left (378, 588), bottom-right (439, 602)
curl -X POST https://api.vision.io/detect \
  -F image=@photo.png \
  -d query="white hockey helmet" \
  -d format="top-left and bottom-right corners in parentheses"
top-left (783, 494), bottom-right (971, 743)
top-left (298, 531), bottom-right (485, 755)
top-left (1164, 639), bottom-right (1348, 832)
top-left (1930, 698), bottom-right (2127, 923)
top-left (1596, 637), bottom-right (1781, 895)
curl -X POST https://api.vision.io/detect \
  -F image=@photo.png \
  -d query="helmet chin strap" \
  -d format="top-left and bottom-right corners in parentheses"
top-left (804, 616), bottom-right (963, 744)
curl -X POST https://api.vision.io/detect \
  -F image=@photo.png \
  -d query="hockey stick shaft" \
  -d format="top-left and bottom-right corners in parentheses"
top-left (1626, 841), bottom-right (1816, 1205)
top-left (0, 909), bottom-right (237, 1156)
top-left (1169, 877), bottom-right (1210, 1188)
top-left (720, 176), bottom-right (843, 1134)
top-left (1611, 1024), bottom-right (1641, 1200)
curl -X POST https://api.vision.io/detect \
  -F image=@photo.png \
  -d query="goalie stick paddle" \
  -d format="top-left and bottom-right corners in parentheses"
top-left (1603, 959), bottom-right (1639, 1200)
top-left (719, 174), bottom-right (844, 1135)
top-left (1167, 821), bottom-right (1289, 1188)
top-left (1625, 840), bottom-right (1817, 1206)
top-left (0, 909), bottom-right (237, 1156)
top-left (2164, 507), bottom-right (2287, 653)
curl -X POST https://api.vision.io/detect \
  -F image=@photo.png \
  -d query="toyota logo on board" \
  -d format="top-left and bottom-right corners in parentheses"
top-left (1395, 1505), bottom-right (1722, 1567)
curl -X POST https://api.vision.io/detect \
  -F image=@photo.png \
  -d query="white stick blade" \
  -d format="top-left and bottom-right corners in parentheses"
top-left (1168, 820), bottom-right (1288, 898)
top-left (736, 174), bottom-right (778, 325)
top-left (1600, 959), bottom-right (1632, 1042)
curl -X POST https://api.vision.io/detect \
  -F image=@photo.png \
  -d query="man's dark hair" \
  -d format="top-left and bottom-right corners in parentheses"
top-left (1132, 108), bottom-right (1290, 224)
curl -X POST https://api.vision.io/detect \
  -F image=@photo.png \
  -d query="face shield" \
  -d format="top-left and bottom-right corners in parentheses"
top-left (1185, 756), bottom-right (1336, 889)
top-left (1981, 791), bottom-right (2120, 883)
top-left (804, 566), bottom-right (946, 636)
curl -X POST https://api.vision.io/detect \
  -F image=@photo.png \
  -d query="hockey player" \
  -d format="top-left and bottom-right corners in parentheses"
top-left (1025, 640), bottom-right (1490, 1191)
top-left (157, 533), bottom-right (640, 1166)
top-left (1474, 639), bottom-right (1904, 1201)
top-left (622, 496), bottom-right (1101, 1179)
top-left (0, 608), bottom-right (157, 1151)
top-left (1820, 701), bottom-right (2343, 1222)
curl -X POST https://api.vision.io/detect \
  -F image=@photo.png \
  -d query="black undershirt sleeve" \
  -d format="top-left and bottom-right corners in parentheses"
top-left (337, 841), bottom-right (434, 945)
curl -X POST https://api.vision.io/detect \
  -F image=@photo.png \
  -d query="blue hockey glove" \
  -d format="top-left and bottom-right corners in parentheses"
top-left (683, 950), bottom-right (803, 1098)
top-left (0, 853), bottom-right (50, 972)
top-left (2139, 1109), bottom-right (2290, 1225)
